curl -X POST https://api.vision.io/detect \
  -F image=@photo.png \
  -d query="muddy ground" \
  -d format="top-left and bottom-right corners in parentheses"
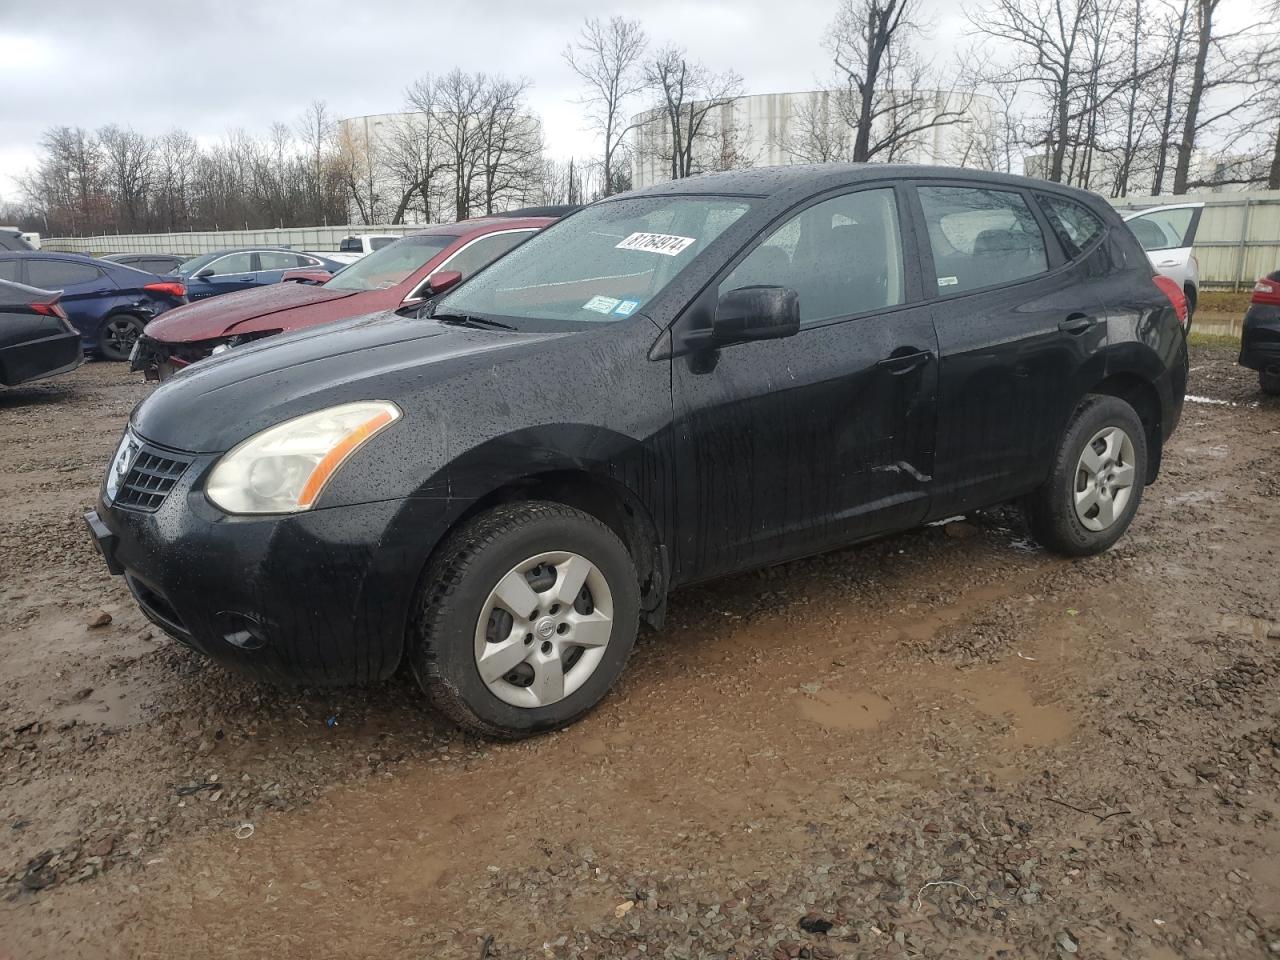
top-left (1, 344), bottom-right (1277, 959)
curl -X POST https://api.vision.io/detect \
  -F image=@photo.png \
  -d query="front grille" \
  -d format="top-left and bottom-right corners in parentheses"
top-left (115, 446), bottom-right (193, 512)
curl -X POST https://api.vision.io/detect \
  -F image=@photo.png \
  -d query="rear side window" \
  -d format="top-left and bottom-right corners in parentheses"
top-left (258, 251), bottom-right (307, 270)
top-left (0, 260), bottom-right (20, 282)
top-left (721, 188), bottom-right (905, 326)
top-left (26, 259), bottom-right (102, 288)
top-left (1036, 194), bottom-right (1105, 259)
top-left (918, 186), bottom-right (1049, 293)
top-left (339, 238), bottom-right (361, 252)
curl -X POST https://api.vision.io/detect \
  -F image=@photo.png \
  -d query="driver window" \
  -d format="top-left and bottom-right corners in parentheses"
top-left (720, 188), bottom-right (904, 326)
top-left (206, 253), bottom-right (253, 276)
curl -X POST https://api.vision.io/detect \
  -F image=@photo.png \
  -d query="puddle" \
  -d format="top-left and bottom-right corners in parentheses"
top-left (959, 670), bottom-right (1073, 749)
top-left (797, 689), bottom-right (893, 731)
top-left (896, 581), bottom-right (1022, 644)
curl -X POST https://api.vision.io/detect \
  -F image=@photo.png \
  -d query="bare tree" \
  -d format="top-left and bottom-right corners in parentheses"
top-left (563, 16), bottom-right (648, 197)
top-left (476, 76), bottom-right (542, 213)
top-left (640, 46), bottom-right (744, 180)
top-left (1172, 0), bottom-right (1275, 192)
top-left (381, 77), bottom-right (448, 223)
top-left (296, 100), bottom-right (334, 222)
top-left (96, 125), bottom-right (154, 231)
top-left (968, 0), bottom-right (1092, 182)
top-left (829, 0), bottom-right (974, 162)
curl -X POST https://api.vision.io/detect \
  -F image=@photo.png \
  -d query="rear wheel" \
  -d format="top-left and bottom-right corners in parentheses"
top-left (99, 314), bottom-right (145, 361)
top-left (1025, 394), bottom-right (1147, 557)
top-left (409, 501), bottom-right (640, 739)
top-left (1261, 370), bottom-right (1280, 396)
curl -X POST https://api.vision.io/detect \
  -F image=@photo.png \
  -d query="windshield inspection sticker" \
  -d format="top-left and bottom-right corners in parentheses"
top-left (613, 300), bottom-right (640, 316)
top-left (616, 232), bottom-right (697, 256)
top-left (937, 276), bottom-right (959, 287)
top-left (583, 295), bottom-right (621, 314)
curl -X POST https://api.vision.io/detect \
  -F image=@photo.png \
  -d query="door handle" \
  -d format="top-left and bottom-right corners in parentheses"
top-left (1157, 259), bottom-right (1179, 267)
top-left (1058, 314), bottom-right (1097, 335)
top-left (876, 349), bottom-right (933, 374)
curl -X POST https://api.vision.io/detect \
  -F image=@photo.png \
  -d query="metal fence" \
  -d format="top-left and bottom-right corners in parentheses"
top-left (1108, 190), bottom-right (1280, 290)
top-left (40, 224), bottom-right (422, 257)
top-left (41, 189), bottom-right (1280, 289)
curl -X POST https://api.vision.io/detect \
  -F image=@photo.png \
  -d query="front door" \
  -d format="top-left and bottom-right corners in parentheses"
top-left (671, 186), bottom-right (938, 582)
top-left (189, 252), bottom-right (257, 299)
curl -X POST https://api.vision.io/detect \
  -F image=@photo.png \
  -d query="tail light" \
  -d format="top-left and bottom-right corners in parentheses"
top-left (1252, 278), bottom-right (1280, 306)
top-left (143, 281), bottom-right (187, 299)
top-left (30, 299), bottom-right (68, 320)
top-left (1152, 275), bottom-right (1188, 328)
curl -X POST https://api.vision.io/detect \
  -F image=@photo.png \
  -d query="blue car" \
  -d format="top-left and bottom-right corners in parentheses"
top-left (0, 252), bottom-right (188, 361)
top-left (173, 247), bottom-right (347, 301)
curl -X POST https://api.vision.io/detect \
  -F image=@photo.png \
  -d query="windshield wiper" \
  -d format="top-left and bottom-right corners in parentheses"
top-left (432, 312), bottom-right (516, 331)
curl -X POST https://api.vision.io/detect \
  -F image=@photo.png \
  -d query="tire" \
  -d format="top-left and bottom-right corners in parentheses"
top-left (1183, 286), bottom-right (1195, 336)
top-left (409, 501), bottom-right (640, 739)
top-left (1261, 371), bottom-right (1280, 396)
top-left (98, 314), bottom-right (145, 361)
top-left (1024, 394), bottom-right (1148, 557)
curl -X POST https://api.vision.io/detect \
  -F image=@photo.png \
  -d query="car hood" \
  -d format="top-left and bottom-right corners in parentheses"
top-left (130, 311), bottom-right (565, 453)
top-left (144, 282), bottom-right (356, 342)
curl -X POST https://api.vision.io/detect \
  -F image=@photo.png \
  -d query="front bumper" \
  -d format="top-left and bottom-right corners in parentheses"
top-left (84, 450), bottom-right (457, 686)
top-left (1239, 305), bottom-right (1280, 373)
top-left (131, 336), bottom-right (215, 381)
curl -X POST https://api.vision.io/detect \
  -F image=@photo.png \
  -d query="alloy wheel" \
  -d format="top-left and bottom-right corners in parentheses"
top-left (104, 317), bottom-right (141, 355)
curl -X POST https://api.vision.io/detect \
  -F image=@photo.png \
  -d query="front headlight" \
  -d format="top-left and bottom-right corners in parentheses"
top-left (206, 401), bottom-right (401, 514)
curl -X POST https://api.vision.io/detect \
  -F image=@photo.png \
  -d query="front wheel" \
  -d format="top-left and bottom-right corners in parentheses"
top-left (1261, 370), bottom-right (1280, 396)
top-left (99, 314), bottom-right (145, 361)
top-left (409, 501), bottom-right (640, 739)
top-left (1025, 395), bottom-right (1148, 557)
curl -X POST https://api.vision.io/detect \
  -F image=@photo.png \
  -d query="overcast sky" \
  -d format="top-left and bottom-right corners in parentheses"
top-left (0, 0), bottom-right (976, 202)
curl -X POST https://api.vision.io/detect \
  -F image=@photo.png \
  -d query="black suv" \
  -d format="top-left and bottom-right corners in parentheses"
top-left (85, 166), bottom-right (1187, 738)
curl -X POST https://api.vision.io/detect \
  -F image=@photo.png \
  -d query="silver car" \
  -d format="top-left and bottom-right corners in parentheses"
top-left (1123, 202), bottom-right (1204, 326)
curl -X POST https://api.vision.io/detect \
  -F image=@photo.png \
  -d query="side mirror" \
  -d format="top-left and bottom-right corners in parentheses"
top-left (425, 269), bottom-right (462, 295)
top-left (194, 267), bottom-right (215, 280)
top-left (712, 286), bottom-right (800, 344)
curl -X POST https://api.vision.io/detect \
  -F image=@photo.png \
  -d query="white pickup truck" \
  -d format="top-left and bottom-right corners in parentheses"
top-left (324, 234), bottom-right (401, 264)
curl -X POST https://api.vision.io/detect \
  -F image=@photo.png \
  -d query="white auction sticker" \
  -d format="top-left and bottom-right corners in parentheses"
top-left (615, 232), bottom-right (697, 256)
top-left (583, 295), bottom-right (621, 314)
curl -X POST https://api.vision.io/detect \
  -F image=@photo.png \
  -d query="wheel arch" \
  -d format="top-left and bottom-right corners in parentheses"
top-left (1086, 371), bottom-right (1163, 483)
top-left (433, 468), bottom-right (669, 629)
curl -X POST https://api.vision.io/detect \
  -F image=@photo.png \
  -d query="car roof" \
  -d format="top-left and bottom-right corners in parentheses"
top-left (0, 250), bottom-right (102, 263)
top-left (615, 163), bottom-right (1107, 205)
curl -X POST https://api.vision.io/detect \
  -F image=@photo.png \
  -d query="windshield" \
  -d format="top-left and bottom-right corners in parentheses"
top-left (323, 234), bottom-right (455, 292)
top-left (436, 195), bottom-right (753, 326)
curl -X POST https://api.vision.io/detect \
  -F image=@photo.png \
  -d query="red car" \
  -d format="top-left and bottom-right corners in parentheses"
top-left (133, 212), bottom-right (566, 380)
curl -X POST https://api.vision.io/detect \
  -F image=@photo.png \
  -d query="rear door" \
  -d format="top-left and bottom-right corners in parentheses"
top-left (257, 250), bottom-right (310, 285)
top-left (672, 185), bottom-right (938, 580)
top-left (912, 182), bottom-right (1109, 516)
top-left (22, 258), bottom-right (111, 345)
